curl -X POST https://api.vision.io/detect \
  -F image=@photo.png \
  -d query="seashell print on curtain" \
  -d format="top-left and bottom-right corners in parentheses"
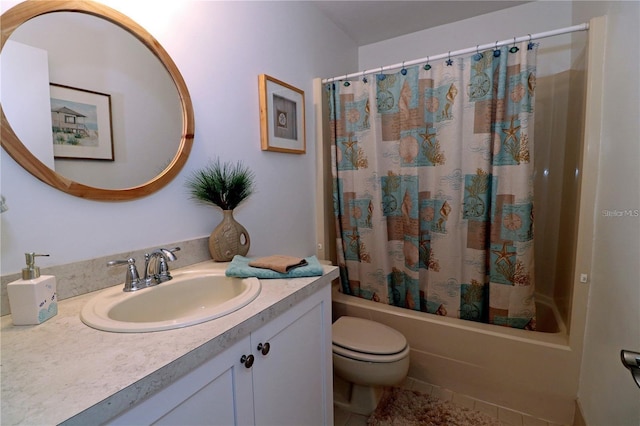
top-left (328, 42), bottom-right (537, 330)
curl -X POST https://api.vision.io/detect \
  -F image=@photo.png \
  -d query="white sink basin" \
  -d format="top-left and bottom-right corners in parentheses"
top-left (80, 269), bottom-right (260, 333)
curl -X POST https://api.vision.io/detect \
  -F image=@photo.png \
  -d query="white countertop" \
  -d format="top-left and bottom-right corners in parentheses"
top-left (0, 261), bottom-right (338, 426)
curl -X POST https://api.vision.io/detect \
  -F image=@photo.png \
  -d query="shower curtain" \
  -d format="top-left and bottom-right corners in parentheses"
top-left (328, 42), bottom-right (537, 329)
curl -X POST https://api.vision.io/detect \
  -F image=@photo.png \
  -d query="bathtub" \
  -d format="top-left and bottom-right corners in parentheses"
top-left (331, 282), bottom-right (579, 424)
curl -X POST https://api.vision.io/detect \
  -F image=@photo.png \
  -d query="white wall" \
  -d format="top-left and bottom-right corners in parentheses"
top-left (571, 2), bottom-right (640, 425)
top-left (0, 41), bottom-right (54, 169)
top-left (0, 0), bottom-right (357, 274)
top-left (357, 1), bottom-right (574, 77)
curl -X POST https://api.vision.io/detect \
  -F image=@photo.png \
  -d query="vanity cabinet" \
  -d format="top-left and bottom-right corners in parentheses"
top-left (107, 285), bottom-right (332, 425)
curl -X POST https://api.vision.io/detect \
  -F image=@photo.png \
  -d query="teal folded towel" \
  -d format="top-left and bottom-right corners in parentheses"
top-left (226, 255), bottom-right (324, 279)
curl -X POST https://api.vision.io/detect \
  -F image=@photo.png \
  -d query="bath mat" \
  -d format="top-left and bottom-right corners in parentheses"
top-left (368, 387), bottom-right (499, 426)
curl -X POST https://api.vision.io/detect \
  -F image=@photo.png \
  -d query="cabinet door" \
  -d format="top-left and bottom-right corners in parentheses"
top-left (107, 335), bottom-right (254, 426)
top-left (251, 286), bottom-right (332, 425)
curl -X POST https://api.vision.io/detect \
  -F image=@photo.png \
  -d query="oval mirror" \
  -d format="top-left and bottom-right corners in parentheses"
top-left (0, 1), bottom-right (194, 201)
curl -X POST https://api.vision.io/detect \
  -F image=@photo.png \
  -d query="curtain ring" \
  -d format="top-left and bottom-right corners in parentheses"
top-left (493, 40), bottom-right (501, 57)
top-left (378, 66), bottom-right (386, 81)
top-left (401, 61), bottom-right (407, 75)
top-left (446, 51), bottom-right (453, 66)
top-left (343, 73), bottom-right (350, 87)
top-left (474, 44), bottom-right (483, 61)
top-left (527, 34), bottom-right (535, 50)
top-left (509, 36), bottom-right (519, 53)
top-left (362, 71), bottom-right (368, 84)
top-left (423, 56), bottom-right (431, 71)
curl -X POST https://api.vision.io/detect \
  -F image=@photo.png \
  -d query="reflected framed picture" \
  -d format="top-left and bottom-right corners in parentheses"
top-left (50, 83), bottom-right (114, 160)
top-left (258, 74), bottom-right (305, 154)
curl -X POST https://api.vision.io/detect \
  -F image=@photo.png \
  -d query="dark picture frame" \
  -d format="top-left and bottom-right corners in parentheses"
top-left (50, 83), bottom-right (114, 160)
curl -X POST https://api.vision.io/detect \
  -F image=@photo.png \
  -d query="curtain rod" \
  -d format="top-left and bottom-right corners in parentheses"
top-left (322, 23), bottom-right (589, 83)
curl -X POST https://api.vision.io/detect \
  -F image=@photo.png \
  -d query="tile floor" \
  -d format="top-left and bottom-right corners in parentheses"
top-left (333, 377), bottom-right (569, 426)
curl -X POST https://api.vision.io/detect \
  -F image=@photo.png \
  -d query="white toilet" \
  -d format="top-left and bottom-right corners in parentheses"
top-left (332, 316), bottom-right (410, 415)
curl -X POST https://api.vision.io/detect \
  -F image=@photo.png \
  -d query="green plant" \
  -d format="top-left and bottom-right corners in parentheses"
top-left (186, 158), bottom-right (255, 210)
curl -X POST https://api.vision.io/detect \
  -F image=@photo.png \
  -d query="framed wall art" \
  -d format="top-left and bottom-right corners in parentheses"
top-left (50, 83), bottom-right (114, 160)
top-left (258, 74), bottom-right (305, 154)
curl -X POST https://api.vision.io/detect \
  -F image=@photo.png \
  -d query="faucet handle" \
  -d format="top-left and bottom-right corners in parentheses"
top-left (107, 258), bottom-right (143, 292)
top-left (156, 247), bottom-right (180, 282)
top-left (162, 247), bottom-right (181, 261)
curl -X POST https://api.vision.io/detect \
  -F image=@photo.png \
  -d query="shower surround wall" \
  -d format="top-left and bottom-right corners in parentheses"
top-left (534, 67), bottom-right (587, 328)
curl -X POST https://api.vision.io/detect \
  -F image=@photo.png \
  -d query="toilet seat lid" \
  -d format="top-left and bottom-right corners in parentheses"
top-left (332, 316), bottom-right (407, 355)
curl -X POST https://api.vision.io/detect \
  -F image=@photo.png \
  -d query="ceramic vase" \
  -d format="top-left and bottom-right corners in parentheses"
top-left (209, 209), bottom-right (250, 262)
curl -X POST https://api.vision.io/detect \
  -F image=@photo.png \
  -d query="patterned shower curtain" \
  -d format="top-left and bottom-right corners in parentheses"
top-left (328, 42), bottom-right (537, 329)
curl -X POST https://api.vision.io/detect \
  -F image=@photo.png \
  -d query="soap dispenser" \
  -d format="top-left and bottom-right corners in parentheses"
top-left (7, 253), bottom-right (58, 325)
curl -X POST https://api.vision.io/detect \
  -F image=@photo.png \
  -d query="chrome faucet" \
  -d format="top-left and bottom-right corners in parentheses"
top-left (107, 247), bottom-right (180, 292)
top-left (144, 247), bottom-right (180, 283)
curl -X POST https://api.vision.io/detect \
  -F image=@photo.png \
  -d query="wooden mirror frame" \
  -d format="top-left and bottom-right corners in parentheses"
top-left (0, 0), bottom-right (195, 201)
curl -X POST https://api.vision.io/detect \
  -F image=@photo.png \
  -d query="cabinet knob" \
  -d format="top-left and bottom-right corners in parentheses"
top-left (240, 354), bottom-right (254, 368)
top-left (257, 342), bottom-right (271, 356)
